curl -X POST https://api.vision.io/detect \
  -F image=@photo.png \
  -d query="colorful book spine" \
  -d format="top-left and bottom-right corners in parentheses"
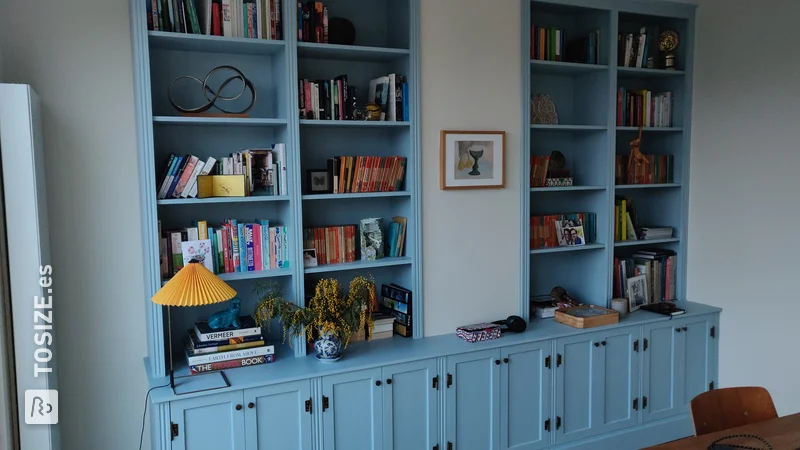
top-left (189, 353), bottom-right (275, 374)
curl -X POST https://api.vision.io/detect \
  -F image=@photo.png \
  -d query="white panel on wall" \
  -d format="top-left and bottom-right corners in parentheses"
top-left (420, 0), bottom-right (522, 336)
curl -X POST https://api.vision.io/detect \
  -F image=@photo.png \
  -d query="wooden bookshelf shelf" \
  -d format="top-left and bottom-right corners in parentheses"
top-left (302, 191), bottom-right (411, 201)
top-left (617, 66), bottom-right (686, 77)
top-left (152, 116), bottom-right (289, 127)
top-left (304, 257), bottom-right (413, 274)
top-left (530, 60), bottom-right (609, 75)
top-left (616, 126), bottom-right (683, 132)
top-left (162, 268), bottom-right (293, 286)
top-left (299, 119), bottom-right (410, 127)
top-left (157, 195), bottom-right (290, 206)
top-left (148, 31), bottom-right (286, 55)
top-left (614, 237), bottom-right (680, 247)
top-left (530, 186), bottom-right (605, 192)
top-left (615, 183), bottom-right (681, 190)
top-left (530, 124), bottom-right (607, 131)
top-left (297, 42), bottom-right (410, 62)
top-left (529, 243), bottom-right (606, 255)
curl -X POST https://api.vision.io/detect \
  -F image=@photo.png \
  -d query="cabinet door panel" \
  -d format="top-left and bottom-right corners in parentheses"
top-left (382, 359), bottom-right (438, 450)
top-left (555, 333), bottom-right (599, 443)
top-left (501, 342), bottom-right (551, 450)
top-left (642, 323), bottom-right (679, 422)
top-left (600, 328), bottom-right (640, 433)
top-left (446, 349), bottom-right (500, 450)
top-left (244, 380), bottom-right (312, 450)
top-left (171, 391), bottom-right (245, 450)
top-left (682, 318), bottom-right (711, 405)
top-left (322, 368), bottom-right (383, 450)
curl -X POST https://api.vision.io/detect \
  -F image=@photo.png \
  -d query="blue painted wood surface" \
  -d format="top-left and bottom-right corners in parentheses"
top-left (382, 358), bottom-right (438, 450)
top-left (446, 349), bottom-right (501, 450)
top-left (501, 341), bottom-right (552, 450)
top-left (321, 367), bottom-right (382, 450)
top-left (170, 391), bottom-right (245, 450)
top-left (555, 332), bottom-right (599, 444)
top-left (244, 380), bottom-right (312, 450)
top-left (597, 326), bottom-right (640, 434)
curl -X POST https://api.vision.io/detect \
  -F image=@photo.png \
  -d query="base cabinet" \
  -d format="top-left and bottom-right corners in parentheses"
top-left (244, 380), bottom-right (313, 450)
top-left (165, 312), bottom-right (720, 450)
top-left (382, 359), bottom-right (439, 450)
top-left (321, 368), bottom-right (383, 450)
top-left (170, 391), bottom-right (245, 450)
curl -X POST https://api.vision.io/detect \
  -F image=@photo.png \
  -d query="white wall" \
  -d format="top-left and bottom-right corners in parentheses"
top-left (0, 1), bottom-right (149, 449)
top-left (421, 0), bottom-right (522, 336)
top-left (688, 0), bottom-right (800, 415)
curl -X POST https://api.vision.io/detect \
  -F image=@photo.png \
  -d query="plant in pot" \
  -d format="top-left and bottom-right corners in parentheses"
top-left (253, 276), bottom-right (375, 362)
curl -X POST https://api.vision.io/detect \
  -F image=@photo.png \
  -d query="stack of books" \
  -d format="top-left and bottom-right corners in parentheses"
top-left (639, 226), bottom-right (673, 240)
top-left (185, 315), bottom-right (275, 375)
top-left (369, 313), bottom-right (396, 341)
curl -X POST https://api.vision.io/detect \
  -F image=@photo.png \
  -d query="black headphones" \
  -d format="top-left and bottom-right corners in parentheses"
top-left (493, 315), bottom-right (527, 333)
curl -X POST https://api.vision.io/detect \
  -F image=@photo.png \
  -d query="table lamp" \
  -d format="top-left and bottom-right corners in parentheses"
top-left (152, 259), bottom-right (237, 393)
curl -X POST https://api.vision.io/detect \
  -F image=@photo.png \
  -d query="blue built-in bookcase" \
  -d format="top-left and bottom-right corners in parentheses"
top-left (520, 0), bottom-right (695, 318)
top-left (131, 0), bottom-right (421, 379)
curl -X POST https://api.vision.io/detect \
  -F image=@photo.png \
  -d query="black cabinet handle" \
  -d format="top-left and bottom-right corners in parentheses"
top-left (503, 358), bottom-right (509, 364)
top-left (386, 379), bottom-right (392, 385)
top-left (235, 404), bottom-right (242, 411)
top-left (376, 380), bottom-right (382, 386)
top-left (682, 327), bottom-right (688, 331)
top-left (594, 342), bottom-right (600, 347)
top-left (676, 327), bottom-right (682, 333)
top-left (495, 359), bottom-right (501, 365)
top-left (601, 341), bottom-right (607, 346)
top-left (247, 402), bottom-right (254, 409)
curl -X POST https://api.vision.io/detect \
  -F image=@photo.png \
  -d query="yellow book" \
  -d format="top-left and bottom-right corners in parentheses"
top-left (197, 175), bottom-right (246, 198)
top-left (197, 221), bottom-right (208, 240)
top-left (621, 200), bottom-right (627, 241)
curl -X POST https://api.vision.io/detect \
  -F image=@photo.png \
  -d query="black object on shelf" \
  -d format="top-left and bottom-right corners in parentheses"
top-left (493, 315), bottom-right (527, 333)
top-left (328, 17), bottom-right (355, 45)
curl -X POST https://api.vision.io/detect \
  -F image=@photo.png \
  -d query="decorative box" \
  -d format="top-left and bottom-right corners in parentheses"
top-left (197, 175), bottom-right (246, 198)
top-left (456, 322), bottom-right (502, 343)
top-left (545, 177), bottom-right (574, 187)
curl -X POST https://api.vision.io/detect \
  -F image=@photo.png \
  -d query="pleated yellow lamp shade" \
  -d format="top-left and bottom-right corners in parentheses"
top-left (152, 262), bottom-right (237, 307)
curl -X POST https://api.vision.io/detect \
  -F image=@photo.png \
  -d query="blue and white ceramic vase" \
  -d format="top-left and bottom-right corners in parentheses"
top-left (314, 330), bottom-right (342, 362)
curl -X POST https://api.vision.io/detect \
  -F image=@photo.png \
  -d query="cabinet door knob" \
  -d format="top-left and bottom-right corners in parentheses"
top-left (495, 359), bottom-right (501, 365)
top-left (376, 380), bottom-right (382, 386)
top-left (682, 327), bottom-right (688, 331)
top-left (594, 342), bottom-right (600, 347)
top-left (601, 341), bottom-right (606, 346)
top-left (503, 358), bottom-right (509, 364)
top-left (235, 404), bottom-right (243, 411)
top-left (247, 402), bottom-right (254, 409)
top-left (676, 327), bottom-right (682, 333)
top-left (386, 379), bottom-right (392, 385)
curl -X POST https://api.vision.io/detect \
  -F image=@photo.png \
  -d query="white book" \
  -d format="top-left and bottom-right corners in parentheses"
top-left (221, 0), bottom-right (233, 36)
top-left (186, 344), bottom-right (274, 366)
top-left (387, 74), bottom-right (397, 121)
top-left (186, 156), bottom-right (217, 198)
top-left (273, 143), bottom-right (287, 195)
top-left (180, 160), bottom-right (205, 198)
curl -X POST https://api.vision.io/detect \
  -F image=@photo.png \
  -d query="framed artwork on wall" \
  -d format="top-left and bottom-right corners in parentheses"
top-left (440, 130), bottom-right (505, 190)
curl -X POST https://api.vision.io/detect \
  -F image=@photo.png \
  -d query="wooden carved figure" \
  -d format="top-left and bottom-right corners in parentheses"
top-left (627, 126), bottom-right (648, 184)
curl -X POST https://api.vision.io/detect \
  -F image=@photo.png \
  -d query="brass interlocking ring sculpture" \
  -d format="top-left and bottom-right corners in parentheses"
top-left (168, 65), bottom-right (256, 115)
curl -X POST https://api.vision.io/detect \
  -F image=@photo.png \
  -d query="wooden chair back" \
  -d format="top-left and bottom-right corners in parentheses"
top-left (690, 386), bottom-right (778, 436)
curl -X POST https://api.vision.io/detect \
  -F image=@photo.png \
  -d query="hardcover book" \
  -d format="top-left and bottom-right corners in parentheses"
top-left (360, 218), bottom-right (383, 260)
top-left (181, 239), bottom-right (215, 272)
top-left (194, 315), bottom-right (261, 342)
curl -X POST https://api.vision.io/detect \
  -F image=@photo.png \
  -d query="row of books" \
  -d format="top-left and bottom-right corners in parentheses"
top-left (615, 154), bottom-right (675, 185)
top-left (160, 219), bottom-right (290, 278)
top-left (297, 1), bottom-right (327, 43)
top-left (617, 27), bottom-right (658, 69)
top-left (530, 27), bottom-right (602, 65)
top-left (156, 145), bottom-right (287, 200)
top-left (318, 156), bottom-right (407, 194)
top-left (530, 213), bottom-right (597, 249)
top-left (186, 315), bottom-right (274, 374)
top-left (613, 248), bottom-right (677, 304)
top-left (614, 196), bottom-right (674, 242)
top-left (302, 216), bottom-right (407, 265)
top-left (617, 88), bottom-right (673, 128)
top-left (298, 74), bottom-right (408, 121)
top-left (147, 0), bottom-right (283, 40)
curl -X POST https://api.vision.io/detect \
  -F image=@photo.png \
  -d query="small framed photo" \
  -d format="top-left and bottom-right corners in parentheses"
top-left (555, 219), bottom-right (586, 247)
top-left (627, 274), bottom-right (648, 312)
top-left (440, 130), bottom-right (505, 190)
top-left (306, 169), bottom-right (331, 194)
top-left (302, 248), bottom-right (318, 268)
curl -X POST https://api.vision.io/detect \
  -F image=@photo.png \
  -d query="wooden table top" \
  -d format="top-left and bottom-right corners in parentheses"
top-left (643, 413), bottom-right (800, 450)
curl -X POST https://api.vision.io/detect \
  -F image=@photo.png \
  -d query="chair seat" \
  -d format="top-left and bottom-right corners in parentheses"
top-left (690, 386), bottom-right (778, 436)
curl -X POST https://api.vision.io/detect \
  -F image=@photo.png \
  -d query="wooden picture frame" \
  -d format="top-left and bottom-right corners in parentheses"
top-left (627, 274), bottom-right (648, 312)
top-left (306, 169), bottom-right (331, 194)
top-left (440, 130), bottom-right (505, 190)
